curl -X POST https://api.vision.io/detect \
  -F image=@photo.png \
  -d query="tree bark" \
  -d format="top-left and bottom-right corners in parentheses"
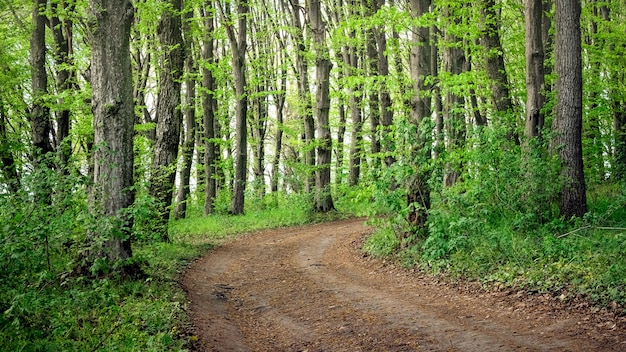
top-left (271, 56), bottom-right (286, 193)
top-left (481, 0), bottom-right (513, 118)
top-left (407, 0), bottom-right (432, 231)
top-left (346, 0), bottom-right (363, 187)
top-left (175, 9), bottom-right (197, 220)
top-left (87, 0), bottom-right (135, 267)
top-left (49, 1), bottom-right (75, 173)
top-left (524, 0), bottom-right (546, 140)
top-left (202, 3), bottom-right (218, 215)
top-left (150, 0), bottom-right (185, 239)
top-left (335, 50), bottom-right (347, 186)
top-left (364, 0), bottom-right (381, 162)
top-left (375, 0), bottom-right (394, 168)
top-left (30, 0), bottom-right (53, 161)
top-left (309, 0), bottom-right (335, 212)
top-left (552, 0), bottom-right (587, 218)
top-left (288, 0), bottom-right (316, 194)
top-left (221, 0), bottom-right (249, 215)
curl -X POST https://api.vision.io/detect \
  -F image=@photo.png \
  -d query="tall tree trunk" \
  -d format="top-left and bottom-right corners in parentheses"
top-left (335, 51), bottom-right (347, 186)
top-left (431, 22), bottom-right (444, 160)
top-left (150, 0), bottom-right (185, 240)
top-left (375, 0), bottom-right (394, 168)
top-left (552, 0), bottom-right (587, 218)
top-left (30, 0), bottom-right (53, 161)
top-left (221, 0), bottom-right (249, 215)
top-left (202, 3), bottom-right (218, 215)
top-left (271, 57), bottom-right (286, 193)
top-left (346, 0), bottom-right (363, 187)
top-left (615, 103), bottom-right (626, 180)
top-left (364, 0), bottom-right (381, 162)
top-left (251, 82), bottom-right (267, 198)
top-left (524, 0), bottom-right (546, 140)
top-left (250, 29), bottom-right (268, 199)
top-left (288, 0), bottom-right (315, 193)
top-left (407, 0), bottom-right (432, 231)
top-left (87, 0), bottom-right (135, 268)
top-left (309, 0), bottom-right (335, 212)
top-left (481, 0), bottom-right (513, 119)
top-left (175, 10), bottom-right (197, 220)
top-left (49, 2), bottom-right (74, 173)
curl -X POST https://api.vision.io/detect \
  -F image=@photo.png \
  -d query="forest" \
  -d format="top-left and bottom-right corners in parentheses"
top-left (1, 0), bottom-right (625, 350)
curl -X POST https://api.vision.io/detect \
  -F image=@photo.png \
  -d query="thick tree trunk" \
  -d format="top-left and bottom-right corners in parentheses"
top-left (150, 0), bottom-right (185, 240)
top-left (88, 0), bottom-right (135, 267)
top-left (407, 0), bottom-right (432, 231)
top-left (309, 0), bottom-right (335, 212)
top-left (30, 0), bottom-right (53, 160)
top-left (552, 0), bottom-right (587, 218)
top-left (525, 0), bottom-right (546, 141)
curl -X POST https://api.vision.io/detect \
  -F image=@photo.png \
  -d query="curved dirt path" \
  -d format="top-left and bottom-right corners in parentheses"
top-left (182, 218), bottom-right (625, 351)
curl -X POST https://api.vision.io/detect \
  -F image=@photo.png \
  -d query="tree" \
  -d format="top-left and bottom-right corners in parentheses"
top-left (309, 0), bottom-right (335, 212)
top-left (286, 0), bottom-right (315, 193)
top-left (175, 6), bottom-right (197, 220)
top-left (49, 1), bottom-right (76, 173)
top-left (481, 0), bottom-right (513, 120)
top-left (552, 0), bottom-right (587, 218)
top-left (86, 0), bottom-right (135, 268)
top-left (29, 0), bottom-right (53, 161)
top-left (345, 0), bottom-right (364, 187)
top-left (219, 0), bottom-right (249, 215)
top-left (150, 0), bottom-right (185, 240)
top-left (202, 3), bottom-right (218, 215)
top-left (524, 0), bottom-right (546, 140)
top-left (373, 0), bottom-right (394, 168)
top-left (442, 4), bottom-right (467, 188)
top-left (406, 0), bottom-right (432, 230)
top-left (364, 0), bottom-right (381, 161)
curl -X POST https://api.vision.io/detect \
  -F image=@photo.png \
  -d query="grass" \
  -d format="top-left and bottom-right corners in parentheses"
top-left (1, 191), bottom-right (361, 351)
top-left (365, 182), bottom-right (626, 310)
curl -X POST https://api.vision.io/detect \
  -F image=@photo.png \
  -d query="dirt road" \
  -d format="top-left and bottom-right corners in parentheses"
top-left (182, 218), bottom-right (625, 351)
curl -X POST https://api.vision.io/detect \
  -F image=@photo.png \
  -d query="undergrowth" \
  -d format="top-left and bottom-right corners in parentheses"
top-left (363, 130), bottom-right (626, 311)
top-left (1, 179), bottom-right (356, 351)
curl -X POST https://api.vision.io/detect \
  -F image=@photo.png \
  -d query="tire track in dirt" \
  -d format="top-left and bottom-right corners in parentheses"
top-left (182, 218), bottom-right (625, 351)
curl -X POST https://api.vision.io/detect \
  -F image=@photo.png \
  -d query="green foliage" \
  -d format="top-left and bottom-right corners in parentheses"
top-left (2, 161), bottom-right (352, 351)
top-left (364, 120), bottom-right (626, 309)
top-left (363, 226), bottom-right (400, 258)
top-left (170, 191), bottom-right (319, 243)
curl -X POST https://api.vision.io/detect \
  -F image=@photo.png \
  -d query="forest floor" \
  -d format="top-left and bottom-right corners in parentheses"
top-left (182, 218), bottom-right (626, 351)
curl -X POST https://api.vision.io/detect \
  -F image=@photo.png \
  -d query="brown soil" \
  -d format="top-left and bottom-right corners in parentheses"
top-left (182, 218), bottom-right (626, 351)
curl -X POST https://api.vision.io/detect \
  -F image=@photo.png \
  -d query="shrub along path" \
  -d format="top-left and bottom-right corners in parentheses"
top-left (182, 218), bottom-right (625, 351)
